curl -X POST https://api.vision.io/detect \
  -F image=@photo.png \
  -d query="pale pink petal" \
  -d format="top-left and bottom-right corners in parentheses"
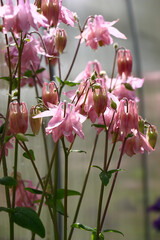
top-left (109, 26), bottom-right (127, 39)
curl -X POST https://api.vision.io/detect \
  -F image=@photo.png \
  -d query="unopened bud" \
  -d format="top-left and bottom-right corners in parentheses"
top-left (147, 125), bottom-right (158, 149)
top-left (125, 49), bottom-right (132, 77)
top-left (55, 29), bottom-right (67, 54)
top-left (117, 49), bottom-right (132, 78)
top-left (42, 0), bottom-right (59, 27)
top-left (42, 82), bottom-right (58, 106)
top-left (9, 101), bottom-right (28, 134)
top-left (29, 106), bottom-right (42, 135)
top-left (138, 116), bottom-right (145, 134)
top-left (93, 80), bottom-right (107, 116)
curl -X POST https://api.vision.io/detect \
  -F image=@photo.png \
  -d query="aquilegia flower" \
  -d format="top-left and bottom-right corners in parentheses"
top-left (80, 15), bottom-right (126, 50)
top-left (11, 172), bottom-right (40, 209)
top-left (0, 0), bottom-right (48, 34)
top-left (34, 102), bottom-right (86, 142)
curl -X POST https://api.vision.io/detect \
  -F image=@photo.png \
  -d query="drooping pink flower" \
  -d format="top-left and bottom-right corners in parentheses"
top-left (11, 173), bottom-right (40, 209)
top-left (41, 0), bottom-right (75, 27)
top-left (37, 29), bottom-right (59, 66)
top-left (113, 99), bottom-right (139, 140)
top-left (34, 102), bottom-right (86, 143)
top-left (80, 15), bottom-right (126, 50)
top-left (107, 75), bottom-right (144, 101)
top-left (121, 129), bottom-right (154, 157)
top-left (0, 0), bottom-right (48, 34)
top-left (9, 101), bottom-right (28, 134)
top-left (42, 82), bottom-right (58, 107)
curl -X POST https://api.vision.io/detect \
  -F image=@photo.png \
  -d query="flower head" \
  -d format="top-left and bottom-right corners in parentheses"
top-left (11, 172), bottom-right (40, 209)
top-left (80, 15), bottom-right (126, 50)
top-left (0, 0), bottom-right (48, 34)
top-left (34, 102), bottom-right (86, 143)
top-left (9, 101), bottom-right (28, 134)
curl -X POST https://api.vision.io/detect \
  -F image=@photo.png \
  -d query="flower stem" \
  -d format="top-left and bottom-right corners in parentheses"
top-left (99, 137), bottom-right (127, 231)
top-left (68, 134), bottom-right (99, 240)
top-left (96, 130), bottom-right (108, 239)
top-left (61, 138), bottom-right (68, 240)
top-left (21, 142), bottom-right (60, 240)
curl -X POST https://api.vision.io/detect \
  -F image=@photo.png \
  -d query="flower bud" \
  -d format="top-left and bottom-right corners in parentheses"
top-left (117, 49), bottom-right (132, 78)
top-left (117, 49), bottom-right (126, 76)
top-left (138, 116), bottom-right (145, 134)
top-left (29, 106), bottom-right (42, 135)
top-left (147, 125), bottom-right (157, 149)
top-left (9, 102), bottom-right (28, 134)
top-left (125, 49), bottom-right (132, 77)
top-left (41, 0), bottom-right (59, 27)
top-left (42, 82), bottom-right (58, 106)
top-left (93, 80), bottom-right (107, 116)
top-left (55, 29), bottom-right (67, 54)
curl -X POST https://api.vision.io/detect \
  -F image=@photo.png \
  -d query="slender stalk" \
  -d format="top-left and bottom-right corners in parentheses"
top-left (99, 137), bottom-right (127, 231)
top-left (21, 142), bottom-right (60, 240)
top-left (9, 140), bottom-right (19, 240)
top-left (61, 138), bottom-right (68, 240)
top-left (68, 134), bottom-right (99, 240)
top-left (96, 130), bottom-right (108, 239)
top-left (109, 47), bottom-right (118, 92)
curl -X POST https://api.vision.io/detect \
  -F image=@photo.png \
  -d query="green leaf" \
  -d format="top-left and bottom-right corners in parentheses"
top-left (16, 133), bottom-right (28, 142)
top-left (124, 83), bottom-right (134, 91)
top-left (56, 199), bottom-right (65, 215)
top-left (25, 133), bottom-right (35, 137)
top-left (63, 81), bottom-right (80, 87)
top-left (45, 196), bottom-right (65, 215)
top-left (0, 176), bottom-right (17, 188)
top-left (92, 165), bottom-right (103, 172)
top-left (111, 98), bottom-right (117, 110)
top-left (103, 229), bottom-right (124, 236)
top-left (72, 223), bottom-right (95, 232)
top-left (36, 68), bottom-right (45, 74)
top-left (24, 70), bottom-right (33, 78)
top-left (91, 232), bottom-right (104, 240)
top-left (23, 149), bottom-right (35, 161)
top-left (56, 76), bottom-right (63, 84)
top-left (70, 150), bottom-right (87, 154)
top-left (0, 207), bottom-right (13, 213)
top-left (91, 124), bottom-right (106, 129)
top-left (100, 169), bottom-right (123, 186)
top-left (57, 189), bottom-right (81, 199)
top-left (0, 76), bottom-right (11, 82)
top-left (12, 207), bottom-right (45, 238)
top-left (25, 188), bottom-right (43, 195)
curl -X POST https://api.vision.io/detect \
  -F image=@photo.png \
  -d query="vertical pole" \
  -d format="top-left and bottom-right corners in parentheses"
top-left (125, 1), bottom-right (151, 240)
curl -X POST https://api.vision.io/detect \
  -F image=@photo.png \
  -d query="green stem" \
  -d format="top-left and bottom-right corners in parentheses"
top-left (53, 143), bottom-right (59, 240)
top-left (68, 134), bottom-right (99, 240)
top-left (99, 137), bottom-right (127, 231)
top-left (21, 142), bottom-right (59, 240)
top-left (10, 140), bottom-right (19, 240)
top-left (96, 130), bottom-right (108, 239)
top-left (61, 138), bottom-right (68, 240)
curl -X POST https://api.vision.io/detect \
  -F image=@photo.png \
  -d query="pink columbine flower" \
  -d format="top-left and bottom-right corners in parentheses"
top-left (34, 102), bottom-right (86, 143)
top-left (37, 29), bottom-right (59, 66)
top-left (9, 101), bottom-right (28, 134)
top-left (0, 0), bottom-right (48, 34)
top-left (121, 129), bottom-right (154, 157)
top-left (11, 173), bottom-right (40, 209)
top-left (80, 15), bottom-right (126, 50)
top-left (107, 75), bottom-right (144, 101)
top-left (113, 99), bottom-right (139, 140)
top-left (42, 82), bottom-right (58, 107)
